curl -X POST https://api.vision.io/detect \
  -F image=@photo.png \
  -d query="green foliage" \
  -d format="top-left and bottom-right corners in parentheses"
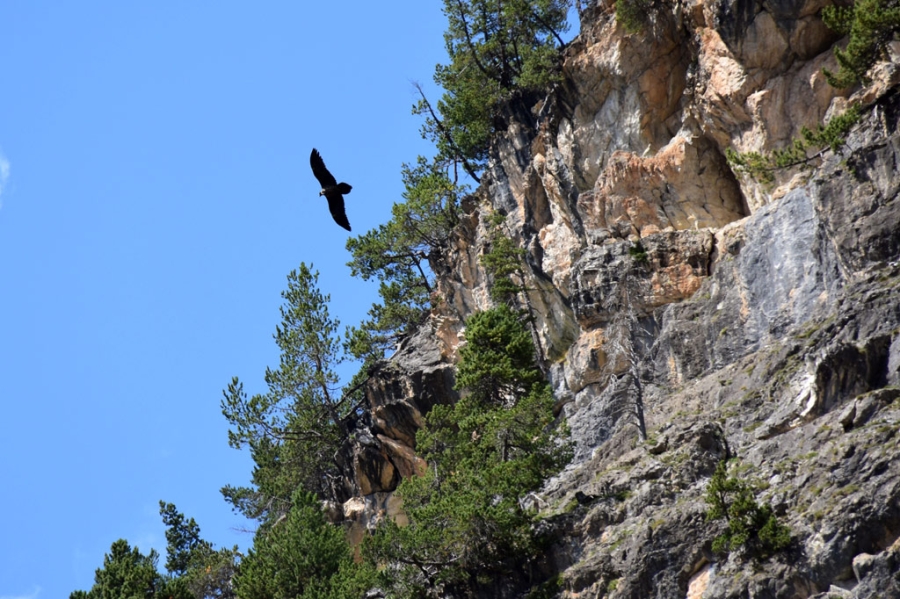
top-left (822, 0), bottom-right (900, 87)
top-left (233, 490), bottom-right (375, 599)
top-left (221, 264), bottom-right (358, 520)
top-left (159, 502), bottom-right (238, 599)
top-left (628, 241), bottom-right (649, 264)
top-left (160, 501), bottom-right (211, 577)
top-left (481, 212), bottom-right (528, 305)
top-left (455, 302), bottom-right (544, 404)
top-left (479, 211), bottom-right (550, 366)
top-left (419, 0), bottom-right (570, 167)
top-left (181, 548), bottom-right (240, 599)
top-left (726, 105), bottom-right (862, 182)
top-left (346, 157), bottom-right (463, 362)
top-left (367, 304), bottom-right (571, 596)
top-left (70, 539), bottom-right (192, 599)
top-left (616, 0), bottom-right (661, 33)
top-left (705, 460), bottom-right (791, 560)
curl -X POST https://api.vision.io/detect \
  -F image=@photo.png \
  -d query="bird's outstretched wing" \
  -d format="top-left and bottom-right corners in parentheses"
top-left (325, 193), bottom-right (352, 231)
top-left (310, 148), bottom-right (337, 187)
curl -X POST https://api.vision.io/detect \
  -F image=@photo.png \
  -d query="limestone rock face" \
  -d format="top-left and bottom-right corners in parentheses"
top-left (341, 0), bottom-right (900, 595)
top-left (351, 328), bottom-right (454, 499)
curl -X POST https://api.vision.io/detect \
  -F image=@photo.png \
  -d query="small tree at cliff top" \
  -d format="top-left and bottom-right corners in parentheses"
top-left (367, 303), bottom-right (571, 597)
top-left (417, 0), bottom-right (570, 170)
top-left (346, 156), bottom-right (464, 363)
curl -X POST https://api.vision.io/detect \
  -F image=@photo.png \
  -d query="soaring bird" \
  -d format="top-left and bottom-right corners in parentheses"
top-left (309, 148), bottom-right (352, 231)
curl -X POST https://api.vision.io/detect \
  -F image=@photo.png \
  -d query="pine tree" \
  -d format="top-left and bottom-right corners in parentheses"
top-left (367, 304), bottom-right (571, 597)
top-left (69, 539), bottom-right (192, 599)
top-left (346, 157), bottom-right (464, 362)
top-left (418, 0), bottom-right (570, 167)
top-left (233, 490), bottom-right (374, 599)
top-left (822, 0), bottom-right (900, 88)
top-left (221, 263), bottom-right (362, 521)
top-left (705, 460), bottom-right (791, 559)
top-left (159, 502), bottom-right (238, 599)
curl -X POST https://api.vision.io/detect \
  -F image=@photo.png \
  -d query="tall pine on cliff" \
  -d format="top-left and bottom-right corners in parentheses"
top-left (221, 263), bottom-right (363, 522)
top-left (416, 0), bottom-right (569, 169)
top-left (366, 303), bottom-right (571, 597)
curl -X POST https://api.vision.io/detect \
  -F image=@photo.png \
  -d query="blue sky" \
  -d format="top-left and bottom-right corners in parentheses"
top-left (0, 3), bottom-right (580, 597)
top-left (0, 3), bottom-right (449, 596)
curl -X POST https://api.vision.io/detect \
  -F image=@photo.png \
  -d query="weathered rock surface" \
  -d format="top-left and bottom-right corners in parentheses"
top-left (352, 328), bottom-right (454, 497)
top-left (341, 0), bottom-right (900, 596)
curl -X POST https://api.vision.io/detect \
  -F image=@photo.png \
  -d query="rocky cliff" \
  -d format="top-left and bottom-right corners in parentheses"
top-left (347, 0), bottom-right (900, 596)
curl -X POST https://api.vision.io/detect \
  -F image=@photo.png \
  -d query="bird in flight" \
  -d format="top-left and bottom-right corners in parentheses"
top-left (309, 148), bottom-right (352, 231)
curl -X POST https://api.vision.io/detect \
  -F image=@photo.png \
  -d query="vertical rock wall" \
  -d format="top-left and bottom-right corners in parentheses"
top-left (347, 0), bottom-right (900, 595)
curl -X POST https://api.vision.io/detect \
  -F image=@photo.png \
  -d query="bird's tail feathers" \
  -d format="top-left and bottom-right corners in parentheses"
top-left (337, 183), bottom-right (352, 194)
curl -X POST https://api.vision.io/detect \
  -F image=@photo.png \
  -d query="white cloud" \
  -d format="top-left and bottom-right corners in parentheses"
top-left (0, 149), bottom-right (9, 209)
top-left (0, 586), bottom-right (41, 599)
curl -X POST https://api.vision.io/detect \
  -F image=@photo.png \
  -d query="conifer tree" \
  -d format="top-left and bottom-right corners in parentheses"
top-left (822, 0), bottom-right (900, 87)
top-left (705, 460), bottom-right (791, 559)
top-left (367, 304), bottom-right (571, 597)
top-left (346, 157), bottom-right (464, 362)
top-left (221, 263), bottom-right (362, 521)
top-left (418, 0), bottom-right (570, 167)
top-left (233, 490), bottom-right (374, 599)
top-left (159, 502), bottom-right (238, 599)
top-left (69, 540), bottom-right (191, 599)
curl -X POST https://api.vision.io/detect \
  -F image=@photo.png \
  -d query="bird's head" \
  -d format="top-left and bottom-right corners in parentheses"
top-left (318, 189), bottom-right (326, 196)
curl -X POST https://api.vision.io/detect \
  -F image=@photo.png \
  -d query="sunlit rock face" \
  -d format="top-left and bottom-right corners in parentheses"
top-left (342, 0), bottom-right (900, 595)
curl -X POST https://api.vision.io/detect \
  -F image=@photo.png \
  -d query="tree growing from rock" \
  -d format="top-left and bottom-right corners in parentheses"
top-left (822, 0), bottom-right (900, 88)
top-left (417, 0), bottom-right (570, 168)
top-left (345, 157), bottom-right (464, 363)
top-left (221, 264), bottom-right (364, 521)
top-left (705, 459), bottom-right (791, 560)
top-left (480, 211), bottom-right (548, 370)
top-left (366, 303), bottom-right (571, 597)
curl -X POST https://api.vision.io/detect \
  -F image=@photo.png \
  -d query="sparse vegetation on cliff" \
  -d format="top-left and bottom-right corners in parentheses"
top-left (705, 459), bottom-right (792, 560)
top-left (822, 0), bottom-right (900, 88)
top-left (345, 156), bottom-right (464, 363)
top-left (615, 0), bottom-right (664, 33)
top-left (725, 105), bottom-right (862, 183)
top-left (481, 212), bottom-right (528, 305)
